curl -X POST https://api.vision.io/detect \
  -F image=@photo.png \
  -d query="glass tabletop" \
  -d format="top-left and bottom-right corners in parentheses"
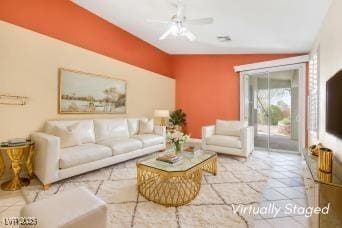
top-left (137, 149), bottom-right (216, 172)
top-left (0, 140), bottom-right (34, 149)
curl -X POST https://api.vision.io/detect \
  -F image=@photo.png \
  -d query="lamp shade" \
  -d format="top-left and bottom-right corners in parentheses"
top-left (154, 110), bottom-right (170, 117)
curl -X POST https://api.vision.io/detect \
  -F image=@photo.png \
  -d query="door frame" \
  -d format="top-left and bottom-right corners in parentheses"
top-left (239, 63), bottom-right (306, 152)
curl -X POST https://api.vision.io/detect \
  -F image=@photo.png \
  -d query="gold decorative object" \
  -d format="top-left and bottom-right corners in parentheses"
top-left (137, 152), bottom-right (217, 207)
top-left (318, 147), bottom-right (333, 173)
top-left (317, 170), bottom-right (332, 183)
top-left (309, 143), bottom-right (323, 156)
top-left (0, 94), bottom-right (28, 105)
top-left (0, 141), bottom-right (34, 191)
top-left (26, 144), bottom-right (35, 178)
top-left (0, 153), bottom-right (4, 177)
top-left (154, 110), bottom-right (170, 126)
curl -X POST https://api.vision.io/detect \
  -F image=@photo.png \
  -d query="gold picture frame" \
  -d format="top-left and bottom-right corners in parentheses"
top-left (58, 68), bottom-right (127, 114)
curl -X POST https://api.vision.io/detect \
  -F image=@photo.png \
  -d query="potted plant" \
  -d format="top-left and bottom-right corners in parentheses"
top-left (169, 109), bottom-right (186, 131)
top-left (167, 130), bottom-right (190, 154)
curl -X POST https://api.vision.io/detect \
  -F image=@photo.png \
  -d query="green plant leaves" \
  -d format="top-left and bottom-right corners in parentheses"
top-left (169, 109), bottom-right (187, 126)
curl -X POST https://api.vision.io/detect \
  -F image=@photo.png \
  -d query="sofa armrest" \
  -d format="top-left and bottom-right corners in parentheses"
top-left (30, 132), bottom-right (60, 185)
top-left (202, 125), bottom-right (215, 139)
top-left (241, 126), bottom-right (254, 155)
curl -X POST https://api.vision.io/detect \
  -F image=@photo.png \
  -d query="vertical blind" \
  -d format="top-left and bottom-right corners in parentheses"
top-left (308, 52), bottom-right (319, 138)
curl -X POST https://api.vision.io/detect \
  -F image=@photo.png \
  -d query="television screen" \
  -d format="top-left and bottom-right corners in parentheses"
top-left (326, 69), bottom-right (342, 139)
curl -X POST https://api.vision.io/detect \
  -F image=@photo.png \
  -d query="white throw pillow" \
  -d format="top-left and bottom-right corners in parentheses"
top-left (215, 120), bottom-right (246, 137)
top-left (138, 119), bottom-right (154, 134)
top-left (51, 123), bottom-right (82, 148)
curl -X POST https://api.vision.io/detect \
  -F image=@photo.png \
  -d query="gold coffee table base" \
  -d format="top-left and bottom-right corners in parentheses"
top-left (137, 155), bottom-right (217, 207)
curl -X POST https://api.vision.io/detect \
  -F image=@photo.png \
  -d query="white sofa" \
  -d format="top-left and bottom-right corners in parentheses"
top-left (31, 118), bottom-right (166, 187)
top-left (202, 120), bottom-right (254, 157)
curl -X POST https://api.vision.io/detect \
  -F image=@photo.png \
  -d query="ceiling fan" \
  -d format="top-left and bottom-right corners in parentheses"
top-left (147, 1), bottom-right (214, 41)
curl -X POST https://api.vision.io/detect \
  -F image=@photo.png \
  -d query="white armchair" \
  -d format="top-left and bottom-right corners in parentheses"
top-left (202, 120), bottom-right (254, 157)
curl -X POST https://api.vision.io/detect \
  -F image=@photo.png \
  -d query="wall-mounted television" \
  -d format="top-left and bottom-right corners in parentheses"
top-left (326, 69), bottom-right (342, 139)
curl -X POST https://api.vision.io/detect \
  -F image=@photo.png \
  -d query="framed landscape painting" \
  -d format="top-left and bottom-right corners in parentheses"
top-left (59, 68), bottom-right (127, 114)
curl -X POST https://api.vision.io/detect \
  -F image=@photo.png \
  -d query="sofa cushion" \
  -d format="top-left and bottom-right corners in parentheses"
top-left (133, 134), bottom-right (164, 148)
top-left (206, 135), bottom-right (242, 149)
top-left (59, 143), bottom-right (112, 169)
top-left (138, 119), bottom-right (154, 134)
top-left (45, 120), bottom-right (95, 144)
top-left (94, 119), bottom-right (129, 142)
top-left (127, 118), bottom-right (148, 136)
top-left (51, 123), bottom-right (82, 148)
top-left (98, 138), bottom-right (142, 155)
top-left (215, 120), bottom-right (246, 137)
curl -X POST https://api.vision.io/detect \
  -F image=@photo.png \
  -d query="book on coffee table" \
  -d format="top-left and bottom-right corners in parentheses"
top-left (157, 154), bottom-right (181, 164)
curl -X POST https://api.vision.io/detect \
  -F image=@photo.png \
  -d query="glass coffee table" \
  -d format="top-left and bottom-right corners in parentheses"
top-left (136, 150), bottom-right (217, 207)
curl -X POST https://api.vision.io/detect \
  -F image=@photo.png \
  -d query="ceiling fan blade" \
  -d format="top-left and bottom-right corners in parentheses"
top-left (167, 0), bottom-right (178, 8)
top-left (159, 27), bottom-right (173, 40)
top-left (187, 17), bottom-right (214, 25)
top-left (146, 19), bottom-right (169, 24)
top-left (184, 29), bottom-right (196, 41)
top-left (168, 0), bottom-right (185, 17)
top-left (176, 3), bottom-right (185, 17)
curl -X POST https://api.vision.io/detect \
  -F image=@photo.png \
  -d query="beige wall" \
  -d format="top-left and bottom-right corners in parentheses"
top-left (310, 0), bottom-right (342, 161)
top-left (0, 20), bottom-right (175, 141)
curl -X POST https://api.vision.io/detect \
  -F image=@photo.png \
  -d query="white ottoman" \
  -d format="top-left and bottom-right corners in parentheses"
top-left (20, 187), bottom-right (107, 228)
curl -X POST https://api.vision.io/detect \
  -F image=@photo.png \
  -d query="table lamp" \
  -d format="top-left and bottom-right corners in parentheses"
top-left (154, 110), bottom-right (170, 126)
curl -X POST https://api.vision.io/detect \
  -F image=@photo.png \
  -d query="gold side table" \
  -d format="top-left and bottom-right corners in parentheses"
top-left (0, 141), bottom-right (34, 191)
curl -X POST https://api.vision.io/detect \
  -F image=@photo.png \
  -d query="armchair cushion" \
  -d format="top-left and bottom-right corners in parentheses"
top-left (59, 143), bottom-right (112, 169)
top-left (98, 138), bottom-right (142, 155)
top-left (215, 120), bottom-right (247, 137)
top-left (133, 134), bottom-right (164, 148)
top-left (206, 135), bottom-right (242, 149)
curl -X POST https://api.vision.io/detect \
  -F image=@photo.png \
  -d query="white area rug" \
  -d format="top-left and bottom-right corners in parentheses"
top-left (22, 151), bottom-right (275, 228)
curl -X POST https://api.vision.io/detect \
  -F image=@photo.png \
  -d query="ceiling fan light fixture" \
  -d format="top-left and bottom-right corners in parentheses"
top-left (149, 1), bottom-right (213, 42)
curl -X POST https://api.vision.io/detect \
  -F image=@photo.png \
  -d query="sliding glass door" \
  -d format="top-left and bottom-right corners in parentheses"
top-left (243, 68), bottom-right (300, 152)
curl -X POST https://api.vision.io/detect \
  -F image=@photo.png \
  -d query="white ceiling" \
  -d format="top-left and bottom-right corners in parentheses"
top-left (72, 0), bottom-right (332, 54)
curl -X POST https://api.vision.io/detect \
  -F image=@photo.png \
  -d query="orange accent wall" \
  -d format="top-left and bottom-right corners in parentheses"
top-left (172, 54), bottom-right (300, 138)
top-left (0, 0), bottom-right (173, 77)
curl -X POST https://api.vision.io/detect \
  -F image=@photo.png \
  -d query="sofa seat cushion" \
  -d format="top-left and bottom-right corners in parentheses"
top-left (98, 138), bottom-right (142, 155)
top-left (206, 135), bottom-right (242, 149)
top-left (59, 143), bottom-right (112, 169)
top-left (132, 134), bottom-right (164, 148)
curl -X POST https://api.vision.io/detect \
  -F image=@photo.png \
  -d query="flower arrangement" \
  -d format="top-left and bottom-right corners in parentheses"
top-left (167, 130), bottom-right (190, 153)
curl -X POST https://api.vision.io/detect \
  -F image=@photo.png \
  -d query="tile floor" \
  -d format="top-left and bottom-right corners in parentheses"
top-left (253, 151), bottom-right (309, 228)
top-left (0, 150), bottom-right (309, 228)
